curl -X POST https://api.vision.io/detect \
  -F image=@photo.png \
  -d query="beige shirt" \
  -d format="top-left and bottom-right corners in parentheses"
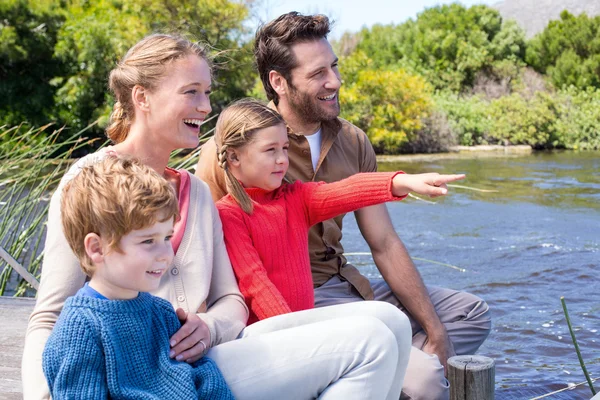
top-left (22, 149), bottom-right (248, 399)
top-left (195, 106), bottom-right (379, 300)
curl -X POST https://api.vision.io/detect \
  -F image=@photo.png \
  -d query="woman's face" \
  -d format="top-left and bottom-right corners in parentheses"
top-left (145, 54), bottom-right (212, 150)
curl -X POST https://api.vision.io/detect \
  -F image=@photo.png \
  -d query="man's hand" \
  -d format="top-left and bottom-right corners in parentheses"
top-left (422, 331), bottom-right (456, 376)
top-left (392, 173), bottom-right (466, 198)
top-left (169, 308), bottom-right (212, 364)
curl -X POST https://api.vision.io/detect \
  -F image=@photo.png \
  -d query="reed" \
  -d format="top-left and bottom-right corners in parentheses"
top-left (0, 120), bottom-right (214, 296)
top-left (561, 296), bottom-right (597, 397)
top-left (0, 124), bottom-right (98, 296)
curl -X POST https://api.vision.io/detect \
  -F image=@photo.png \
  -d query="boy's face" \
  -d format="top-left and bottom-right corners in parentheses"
top-left (90, 218), bottom-right (175, 300)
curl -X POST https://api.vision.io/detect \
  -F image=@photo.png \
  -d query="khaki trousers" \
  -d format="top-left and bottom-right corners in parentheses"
top-left (314, 276), bottom-right (492, 400)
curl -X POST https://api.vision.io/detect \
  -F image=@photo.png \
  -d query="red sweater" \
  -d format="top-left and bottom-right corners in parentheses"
top-left (216, 172), bottom-right (404, 324)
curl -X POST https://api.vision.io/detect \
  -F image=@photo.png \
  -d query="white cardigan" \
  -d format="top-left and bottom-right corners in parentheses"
top-left (21, 149), bottom-right (248, 399)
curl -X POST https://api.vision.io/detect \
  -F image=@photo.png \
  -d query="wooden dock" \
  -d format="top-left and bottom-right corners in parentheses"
top-left (0, 296), bottom-right (34, 400)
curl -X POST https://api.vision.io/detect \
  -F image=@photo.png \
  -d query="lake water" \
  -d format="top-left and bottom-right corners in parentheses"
top-left (3, 151), bottom-right (599, 399)
top-left (341, 151), bottom-right (600, 399)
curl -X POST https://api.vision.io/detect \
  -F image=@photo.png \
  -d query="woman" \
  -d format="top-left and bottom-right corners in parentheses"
top-left (22, 34), bottom-right (411, 400)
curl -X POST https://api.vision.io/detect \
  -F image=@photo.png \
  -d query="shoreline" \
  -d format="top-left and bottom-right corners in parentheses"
top-left (377, 145), bottom-right (533, 163)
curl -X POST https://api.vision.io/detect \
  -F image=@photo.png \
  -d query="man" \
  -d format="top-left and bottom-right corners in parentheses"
top-left (196, 12), bottom-right (491, 400)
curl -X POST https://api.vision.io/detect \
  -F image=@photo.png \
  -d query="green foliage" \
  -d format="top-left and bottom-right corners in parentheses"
top-left (51, 0), bottom-right (254, 139)
top-left (434, 93), bottom-right (491, 146)
top-left (0, 0), bottom-right (65, 128)
top-left (340, 54), bottom-right (433, 153)
top-left (0, 124), bottom-right (97, 296)
top-left (554, 87), bottom-right (600, 150)
top-left (436, 88), bottom-right (600, 150)
top-left (526, 11), bottom-right (600, 89)
top-left (354, 4), bottom-right (527, 91)
top-left (487, 92), bottom-right (559, 148)
top-left (0, 0), bottom-right (255, 146)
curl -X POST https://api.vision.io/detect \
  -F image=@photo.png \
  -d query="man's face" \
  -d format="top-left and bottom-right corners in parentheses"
top-left (284, 38), bottom-right (342, 125)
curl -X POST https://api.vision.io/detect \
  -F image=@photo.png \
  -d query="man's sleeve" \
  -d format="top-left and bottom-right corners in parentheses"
top-left (195, 137), bottom-right (228, 202)
top-left (356, 127), bottom-right (378, 173)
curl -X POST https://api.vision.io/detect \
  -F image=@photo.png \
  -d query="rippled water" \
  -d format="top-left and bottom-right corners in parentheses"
top-left (343, 151), bottom-right (600, 399)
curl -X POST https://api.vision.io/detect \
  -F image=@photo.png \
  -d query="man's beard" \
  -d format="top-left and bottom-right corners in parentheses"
top-left (287, 83), bottom-right (340, 125)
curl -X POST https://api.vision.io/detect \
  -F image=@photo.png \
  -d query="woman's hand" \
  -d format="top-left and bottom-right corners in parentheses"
top-left (169, 308), bottom-right (212, 364)
top-left (392, 173), bottom-right (466, 198)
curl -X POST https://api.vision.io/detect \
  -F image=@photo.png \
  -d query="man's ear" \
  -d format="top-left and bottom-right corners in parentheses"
top-left (131, 85), bottom-right (150, 112)
top-left (269, 70), bottom-right (288, 99)
top-left (226, 148), bottom-right (241, 167)
top-left (84, 233), bottom-right (105, 265)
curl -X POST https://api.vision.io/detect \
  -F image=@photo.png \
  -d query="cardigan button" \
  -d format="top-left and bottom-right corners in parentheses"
top-left (177, 295), bottom-right (185, 302)
top-left (171, 268), bottom-right (179, 275)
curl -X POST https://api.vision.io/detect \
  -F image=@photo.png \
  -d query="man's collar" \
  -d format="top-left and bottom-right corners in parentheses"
top-left (267, 100), bottom-right (342, 137)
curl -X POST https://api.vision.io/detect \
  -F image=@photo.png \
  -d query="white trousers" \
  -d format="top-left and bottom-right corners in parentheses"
top-left (207, 301), bottom-right (412, 400)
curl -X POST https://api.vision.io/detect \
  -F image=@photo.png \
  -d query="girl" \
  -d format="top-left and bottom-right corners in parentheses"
top-left (215, 98), bottom-right (465, 324)
top-left (23, 34), bottom-right (410, 400)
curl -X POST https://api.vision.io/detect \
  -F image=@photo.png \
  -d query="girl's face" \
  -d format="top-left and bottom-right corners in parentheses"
top-left (145, 54), bottom-right (212, 150)
top-left (231, 123), bottom-right (289, 191)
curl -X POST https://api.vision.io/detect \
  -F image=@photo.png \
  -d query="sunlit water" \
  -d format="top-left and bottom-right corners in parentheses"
top-left (342, 151), bottom-right (600, 399)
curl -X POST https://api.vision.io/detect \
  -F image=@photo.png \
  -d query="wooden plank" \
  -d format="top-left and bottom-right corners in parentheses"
top-left (448, 355), bottom-right (495, 400)
top-left (0, 297), bottom-right (35, 400)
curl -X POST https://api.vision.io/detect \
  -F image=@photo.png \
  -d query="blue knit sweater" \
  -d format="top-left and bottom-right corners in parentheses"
top-left (42, 290), bottom-right (234, 399)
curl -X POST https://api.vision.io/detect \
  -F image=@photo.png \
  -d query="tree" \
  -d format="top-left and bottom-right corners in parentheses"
top-left (0, 0), bottom-right (65, 128)
top-left (353, 4), bottom-right (526, 91)
top-left (340, 52), bottom-right (433, 153)
top-left (526, 11), bottom-right (600, 89)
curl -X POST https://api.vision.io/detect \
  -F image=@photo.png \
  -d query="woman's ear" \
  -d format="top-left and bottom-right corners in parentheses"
top-left (131, 85), bottom-right (150, 112)
top-left (269, 70), bottom-right (288, 98)
top-left (84, 233), bottom-right (106, 265)
top-left (226, 148), bottom-right (241, 167)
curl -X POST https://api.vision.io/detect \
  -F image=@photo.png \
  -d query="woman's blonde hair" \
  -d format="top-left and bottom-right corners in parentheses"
top-left (107, 33), bottom-right (210, 143)
top-left (215, 98), bottom-right (285, 214)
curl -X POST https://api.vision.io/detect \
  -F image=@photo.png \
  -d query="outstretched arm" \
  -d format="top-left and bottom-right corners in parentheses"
top-left (355, 203), bottom-right (456, 372)
top-left (303, 172), bottom-right (465, 227)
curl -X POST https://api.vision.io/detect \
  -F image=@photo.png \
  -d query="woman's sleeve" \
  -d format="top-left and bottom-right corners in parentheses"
top-left (22, 175), bottom-right (87, 400)
top-left (42, 313), bottom-right (108, 400)
top-left (197, 196), bottom-right (249, 347)
top-left (218, 205), bottom-right (293, 321)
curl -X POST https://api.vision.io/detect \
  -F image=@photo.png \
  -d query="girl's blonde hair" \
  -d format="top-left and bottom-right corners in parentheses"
top-left (107, 34), bottom-right (210, 143)
top-left (215, 98), bottom-right (285, 214)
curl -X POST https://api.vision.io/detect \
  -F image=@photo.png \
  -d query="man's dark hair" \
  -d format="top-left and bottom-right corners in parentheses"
top-left (254, 12), bottom-right (331, 104)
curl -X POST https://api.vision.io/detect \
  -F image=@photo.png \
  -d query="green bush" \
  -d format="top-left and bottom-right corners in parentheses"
top-left (340, 61), bottom-right (433, 153)
top-left (434, 93), bottom-right (491, 146)
top-left (526, 11), bottom-right (600, 90)
top-left (554, 87), bottom-right (600, 150)
top-left (487, 92), bottom-right (560, 148)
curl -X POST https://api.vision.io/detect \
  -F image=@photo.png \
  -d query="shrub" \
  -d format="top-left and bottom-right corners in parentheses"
top-left (554, 87), bottom-right (600, 150)
top-left (340, 66), bottom-right (432, 153)
top-left (434, 93), bottom-right (491, 146)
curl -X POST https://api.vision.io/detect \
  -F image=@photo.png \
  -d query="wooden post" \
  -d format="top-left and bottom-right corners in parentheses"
top-left (448, 355), bottom-right (495, 400)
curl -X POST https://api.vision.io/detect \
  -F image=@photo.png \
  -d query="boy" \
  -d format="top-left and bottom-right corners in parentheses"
top-left (42, 156), bottom-right (233, 399)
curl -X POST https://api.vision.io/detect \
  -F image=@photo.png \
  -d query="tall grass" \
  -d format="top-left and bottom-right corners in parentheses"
top-left (0, 121), bottom-right (215, 297)
top-left (0, 124), bottom-right (98, 296)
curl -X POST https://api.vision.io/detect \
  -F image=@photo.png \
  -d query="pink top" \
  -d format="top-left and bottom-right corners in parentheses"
top-left (167, 168), bottom-right (190, 254)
